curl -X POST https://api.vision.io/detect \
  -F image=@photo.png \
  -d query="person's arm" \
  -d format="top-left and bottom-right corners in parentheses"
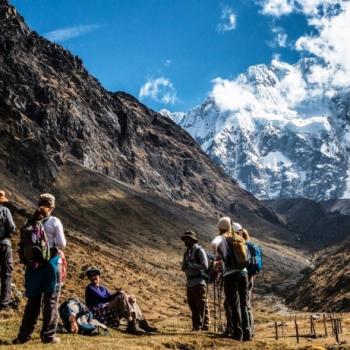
top-left (53, 218), bottom-right (66, 249)
top-left (181, 251), bottom-right (188, 271)
top-left (5, 207), bottom-right (16, 235)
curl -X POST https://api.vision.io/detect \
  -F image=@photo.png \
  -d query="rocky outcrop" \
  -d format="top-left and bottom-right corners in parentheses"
top-left (0, 0), bottom-right (289, 240)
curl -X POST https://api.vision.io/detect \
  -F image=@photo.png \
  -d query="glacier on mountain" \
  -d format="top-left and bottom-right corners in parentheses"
top-left (161, 59), bottom-right (350, 200)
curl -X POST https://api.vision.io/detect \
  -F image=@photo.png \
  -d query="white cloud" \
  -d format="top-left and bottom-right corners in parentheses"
top-left (296, 1), bottom-right (350, 91)
top-left (45, 24), bottom-right (101, 42)
top-left (139, 77), bottom-right (177, 104)
top-left (211, 78), bottom-right (257, 111)
top-left (217, 6), bottom-right (237, 33)
top-left (270, 26), bottom-right (288, 47)
top-left (260, 0), bottom-right (344, 16)
top-left (261, 0), bottom-right (294, 16)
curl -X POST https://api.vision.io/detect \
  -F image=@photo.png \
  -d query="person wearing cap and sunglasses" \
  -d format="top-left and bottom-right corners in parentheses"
top-left (13, 193), bottom-right (66, 345)
top-left (0, 190), bottom-right (16, 310)
top-left (181, 230), bottom-right (210, 331)
top-left (85, 266), bottom-right (157, 335)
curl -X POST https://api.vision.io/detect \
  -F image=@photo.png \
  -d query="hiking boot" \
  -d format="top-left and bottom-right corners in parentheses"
top-left (12, 337), bottom-right (30, 345)
top-left (42, 337), bottom-right (61, 344)
top-left (126, 319), bottom-right (145, 335)
top-left (0, 301), bottom-right (17, 311)
top-left (202, 325), bottom-right (209, 331)
top-left (221, 329), bottom-right (232, 337)
top-left (139, 319), bottom-right (158, 333)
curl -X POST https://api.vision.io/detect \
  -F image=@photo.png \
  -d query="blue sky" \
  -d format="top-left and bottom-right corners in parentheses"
top-left (11, 0), bottom-right (317, 111)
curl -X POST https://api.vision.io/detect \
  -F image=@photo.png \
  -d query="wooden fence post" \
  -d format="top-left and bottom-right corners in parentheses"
top-left (295, 318), bottom-right (300, 344)
top-left (323, 314), bottom-right (328, 337)
top-left (275, 322), bottom-right (279, 340)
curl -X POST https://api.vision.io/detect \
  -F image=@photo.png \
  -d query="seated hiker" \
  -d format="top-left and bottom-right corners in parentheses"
top-left (84, 266), bottom-right (157, 335)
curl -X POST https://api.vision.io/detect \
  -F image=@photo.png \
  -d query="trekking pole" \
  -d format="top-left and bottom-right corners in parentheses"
top-left (217, 275), bottom-right (223, 332)
top-left (213, 278), bottom-right (217, 332)
top-left (201, 283), bottom-right (209, 330)
top-left (294, 317), bottom-right (299, 344)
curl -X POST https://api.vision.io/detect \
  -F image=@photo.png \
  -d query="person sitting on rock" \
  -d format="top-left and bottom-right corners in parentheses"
top-left (84, 266), bottom-right (157, 335)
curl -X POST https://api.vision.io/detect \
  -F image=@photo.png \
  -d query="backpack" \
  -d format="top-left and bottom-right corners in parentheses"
top-left (0, 205), bottom-right (10, 240)
top-left (193, 246), bottom-right (215, 283)
top-left (224, 234), bottom-right (249, 270)
top-left (59, 298), bottom-right (108, 336)
top-left (18, 215), bottom-right (51, 267)
top-left (246, 241), bottom-right (263, 276)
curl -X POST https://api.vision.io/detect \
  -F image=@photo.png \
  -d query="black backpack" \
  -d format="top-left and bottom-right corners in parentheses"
top-left (59, 298), bottom-right (108, 336)
top-left (0, 206), bottom-right (10, 240)
top-left (193, 246), bottom-right (215, 283)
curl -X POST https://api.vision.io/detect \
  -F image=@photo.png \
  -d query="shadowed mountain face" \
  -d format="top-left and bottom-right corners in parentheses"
top-left (286, 239), bottom-right (350, 312)
top-left (266, 198), bottom-right (350, 250)
top-left (0, 0), bottom-right (293, 243)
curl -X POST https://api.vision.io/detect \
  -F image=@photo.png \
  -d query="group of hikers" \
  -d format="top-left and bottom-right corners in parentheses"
top-left (181, 217), bottom-right (261, 342)
top-left (0, 190), bottom-right (261, 344)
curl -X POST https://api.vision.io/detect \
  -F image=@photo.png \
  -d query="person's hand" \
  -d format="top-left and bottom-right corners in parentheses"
top-left (128, 294), bottom-right (137, 303)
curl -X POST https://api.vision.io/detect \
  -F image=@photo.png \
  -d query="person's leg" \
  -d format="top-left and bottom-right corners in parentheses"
top-left (223, 297), bottom-right (233, 335)
top-left (16, 295), bottom-right (42, 342)
top-left (41, 263), bottom-right (61, 343)
top-left (224, 275), bottom-right (242, 340)
top-left (238, 274), bottom-right (251, 341)
top-left (0, 245), bottom-right (13, 307)
top-left (107, 291), bottom-right (132, 320)
top-left (187, 286), bottom-right (199, 330)
top-left (128, 295), bottom-right (143, 320)
top-left (193, 284), bottom-right (209, 330)
top-left (107, 292), bottom-right (144, 335)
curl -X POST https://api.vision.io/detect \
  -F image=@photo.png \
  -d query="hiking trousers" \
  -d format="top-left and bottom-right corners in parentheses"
top-left (223, 273), bottom-right (250, 340)
top-left (0, 244), bottom-right (13, 307)
top-left (17, 264), bottom-right (61, 343)
top-left (187, 283), bottom-right (210, 330)
top-left (108, 291), bottom-right (143, 320)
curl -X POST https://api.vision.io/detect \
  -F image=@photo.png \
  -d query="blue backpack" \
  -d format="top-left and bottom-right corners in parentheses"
top-left (246, 241), bottom-right (263, 276)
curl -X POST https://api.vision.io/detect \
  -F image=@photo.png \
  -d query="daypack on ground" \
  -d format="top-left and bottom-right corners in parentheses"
top-left (59, 298), bottom-right (108, 336)
top-left (224, 234), bottom-right (249, 270)
top-left (194, 246), bottom-right (215, 283)
top-left (246, 241), bottom-right (263, 276)
top-left (18, 214), bottom-right (50, 267)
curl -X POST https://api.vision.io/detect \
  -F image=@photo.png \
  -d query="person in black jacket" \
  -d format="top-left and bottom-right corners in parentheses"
top-left (0, 190), bottom-right (16, 310)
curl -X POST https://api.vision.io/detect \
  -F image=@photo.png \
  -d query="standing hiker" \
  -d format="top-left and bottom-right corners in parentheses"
top-left (0, 190), bottom-right (16, 310)
top-left (84, 266), bottom-right (157, 335)
top-left (181, 230), bottom-right (210, 331)
top-left (212, 217), bottom-right (251, 341)
top-left (234, 223), bottom-right (255, 338)
top-left (13, 193), bottom-right (66, 344)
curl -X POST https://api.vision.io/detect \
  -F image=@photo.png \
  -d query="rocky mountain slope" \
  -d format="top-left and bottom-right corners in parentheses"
top-left (162, 60), bottom-right (350, 201)
top-left (265, 198), bottom-right (350, 250)
top-left (286, 238), bottom-right (350, 312)
top-left (0, 0), bottom-right (295, 243)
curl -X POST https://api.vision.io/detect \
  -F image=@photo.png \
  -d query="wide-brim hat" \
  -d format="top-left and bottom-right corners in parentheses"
top-left (85, 266), bottom-right (101, 277)
top-left (181, 230), bottom-right (198, 242)
top-left (0, 190), bottom-right (9, 203)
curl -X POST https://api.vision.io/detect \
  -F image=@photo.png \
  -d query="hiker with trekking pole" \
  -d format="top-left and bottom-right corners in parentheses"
top-left (181, 230), bottom-right (210, 331)
top-left (211, 217), bottom-right (252, 341)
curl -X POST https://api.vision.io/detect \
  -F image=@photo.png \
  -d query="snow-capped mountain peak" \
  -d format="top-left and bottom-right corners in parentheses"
top-left (161, 59), bottom-right (350, 200)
